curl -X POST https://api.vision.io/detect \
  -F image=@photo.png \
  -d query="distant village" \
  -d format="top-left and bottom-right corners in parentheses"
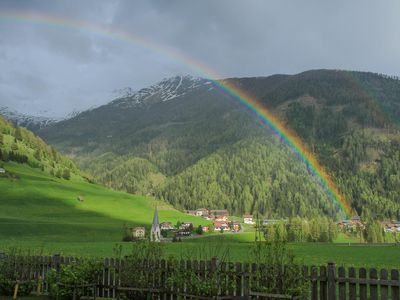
top-left (336, 216), bottom-right (400, 234)
top-left (128, 207), bottom-right (245, 242)
top-left (127, 207), bottom-right (400, 242)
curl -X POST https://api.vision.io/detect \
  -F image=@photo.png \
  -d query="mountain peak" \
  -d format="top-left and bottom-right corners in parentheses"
top-left (110, 75), bottom-right (212, 108)
top-left (0, 106), bottom-right (57, 131)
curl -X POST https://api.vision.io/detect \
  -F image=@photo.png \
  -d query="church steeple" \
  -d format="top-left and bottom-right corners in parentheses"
top-left (150, 206), bottom-right (161, 242)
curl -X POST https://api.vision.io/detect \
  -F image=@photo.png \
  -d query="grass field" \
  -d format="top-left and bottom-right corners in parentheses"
top-left (1, 162), bottom-right (400, 268)
top-left (1, 235), bottom-right (399, 268)
top-left (0, 162), bottom-right (205, 243)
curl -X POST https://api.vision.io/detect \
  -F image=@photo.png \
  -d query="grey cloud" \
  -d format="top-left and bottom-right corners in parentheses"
top-left (0, 0), bottom-right (399, 117)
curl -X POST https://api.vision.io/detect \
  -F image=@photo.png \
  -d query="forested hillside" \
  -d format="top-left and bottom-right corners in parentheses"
top-left (159, 138), bottom-right (336, 218)
top-left (0, 115), bottom-right (86, 181)
top-left (38, 70), bottom-right (400, 219)
top-left (259, 70), bottom-right (400, 219)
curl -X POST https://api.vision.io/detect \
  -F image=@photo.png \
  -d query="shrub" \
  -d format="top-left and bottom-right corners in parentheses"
top-left (165, 240), bottom-right (233, 297)
top-left (0, 248), bottom-right (36, 296)
top-left (46, 259), bottom-right (102, 300)
top-left (117, 241), bottom-right (164, 299)
top-left (250, 240), bottom-right (310, 297)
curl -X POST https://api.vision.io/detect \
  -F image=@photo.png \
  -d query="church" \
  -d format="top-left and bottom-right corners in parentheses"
top-left (150, 206), bottom-right (161, 242)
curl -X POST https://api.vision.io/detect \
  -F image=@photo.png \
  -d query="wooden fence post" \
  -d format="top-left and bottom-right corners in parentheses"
top-left (211, 257), bottom-right (219, 272)
top-left (327, 262), bottom-right (336, 300)
top-left (52, 254), bottom-right (61, 279)
top-left (338, 266), bottom-right (346, 300)
top-left (369, 268), bottom-right (378, 300)
top-left (235, 262), bottom-right (242, 297)
top-left (348, 267), bottom-right (357, 300)
top-left (392, 269), bottom-right (399, 300)
top-left (243, 263), bottom-right (250, 297)
top-left (359, 268), bottom-right (367, 300)
top-left (311, 266), bottom-right (318, 300)
top-left (320, 265), bottom-right (327, 300)
top-left (380, 269), bottom-right (388, 300)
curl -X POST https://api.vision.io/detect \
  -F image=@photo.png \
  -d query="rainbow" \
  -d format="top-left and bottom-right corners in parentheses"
top-left (0, 11), bottom-right (353, 217)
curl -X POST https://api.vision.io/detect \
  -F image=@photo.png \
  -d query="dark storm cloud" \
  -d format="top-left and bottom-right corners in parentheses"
top-left (0, 0), bottom-right (399, 117)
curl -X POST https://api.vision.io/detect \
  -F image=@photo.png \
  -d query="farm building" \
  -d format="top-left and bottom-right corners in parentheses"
top-left (196, 208), bottom-right (209, 217)
top-left (160, 222), bottom-right (173, 231)
top-left (131, 227), bottom-right (145, 238)
top-left (210, 210), bottom-right (229, 221)
top-left (263, 219), bottom-right (281, 226)
top-left (337, 215), bottom-right (365, 231)
top-left (214, 221), bottom-right (229, 232)
top-left (179, 222), bottom-right (193, 231)
top-left (201, 225), bottom-right (210, 232)
top-left (243, 214), bottom-right (254, 224)
top-left (230, 221), bottom-right (241, 232)
top-left (176, 229), bottom-right (191, 237)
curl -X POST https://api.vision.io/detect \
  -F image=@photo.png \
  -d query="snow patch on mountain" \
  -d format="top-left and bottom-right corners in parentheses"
top-left (110, 75), bottom-right (212, 108)
top-left (0, 106), bottom-right (58, 130)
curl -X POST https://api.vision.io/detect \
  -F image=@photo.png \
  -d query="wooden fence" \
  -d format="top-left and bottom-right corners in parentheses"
top-left (1, 254), bottom-right (400, 299)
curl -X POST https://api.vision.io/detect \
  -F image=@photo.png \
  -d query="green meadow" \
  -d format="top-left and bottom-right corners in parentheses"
top-left (0, 162), bottom-right (205, 244)
top-left (1, 162), bottom-right (400, 268)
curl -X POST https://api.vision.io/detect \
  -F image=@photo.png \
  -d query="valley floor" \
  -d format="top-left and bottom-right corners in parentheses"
top-left (1, 234), bottom-right (400, 268)
top-left (1, 162), bottom-right (400, 269)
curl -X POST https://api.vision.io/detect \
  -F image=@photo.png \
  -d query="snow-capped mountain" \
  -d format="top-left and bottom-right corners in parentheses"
top-left (1, 76), bottom-right (214, 131)
top-left (110, 75), bottom-right (212, 108)
top-left (0, 106), bottom-right (58, 132)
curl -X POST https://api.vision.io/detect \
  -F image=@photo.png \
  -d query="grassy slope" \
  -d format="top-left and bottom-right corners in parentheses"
top-left (0, 162), bottom-right (206, 248)
top-left (1, 163), bottom-right (399, 267)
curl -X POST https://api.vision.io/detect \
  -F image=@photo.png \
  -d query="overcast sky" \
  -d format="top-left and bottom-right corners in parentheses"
top-left (1, 0), bottom-right (400, 117)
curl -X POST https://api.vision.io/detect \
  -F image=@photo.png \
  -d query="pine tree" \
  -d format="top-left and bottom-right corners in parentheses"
top-left (11, 142), bottom-right (18, 151)
top-left (34, 149), bottom-right (41, 161)
top-left (264, 225), bottom-right (276, 242)
top-left (14, 127), bottom-right (22, 141)
top-left (62, 169), bottom-right (71, 180)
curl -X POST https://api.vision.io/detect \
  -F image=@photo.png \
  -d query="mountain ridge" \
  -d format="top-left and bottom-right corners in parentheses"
top-left (37, 69), bottom-right (400, 219)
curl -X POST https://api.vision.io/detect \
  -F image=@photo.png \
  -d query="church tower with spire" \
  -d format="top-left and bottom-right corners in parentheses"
top-left (150, 206), bottom-right (161, 242)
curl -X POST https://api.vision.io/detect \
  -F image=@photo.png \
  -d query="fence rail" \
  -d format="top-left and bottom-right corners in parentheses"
top-left (1, 254), bottom-right (400, 299)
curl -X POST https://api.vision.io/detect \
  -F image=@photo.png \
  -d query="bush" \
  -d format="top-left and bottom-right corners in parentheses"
top-left (250, 240), bottom-right (310, 297)
top-left (0, 248), bottom-right (36, 296)
top-left (46, 259), bottom-right (102, 299)
top-left (117, 241), bottom-right (164, 299)
top-left (165, 240), bottom-right (233, 297)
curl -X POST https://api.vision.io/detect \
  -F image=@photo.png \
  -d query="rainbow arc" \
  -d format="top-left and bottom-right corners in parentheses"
top-left (0, 11), bottom-right (353, 217)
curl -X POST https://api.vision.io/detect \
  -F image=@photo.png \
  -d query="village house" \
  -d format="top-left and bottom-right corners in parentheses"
top-left (186, 210), bottom-right (197, 216)
top-left (131, 227), bottom-right (145, 239)
top-left (210, 210), bottom-right (229, 222)
top-left (196, 208), bottom-right (209, 217)
top-left (263, 219), bottom-right (280, 226)
top-left (0, 168), bottom-right (5, 174)
top-left (382, 220), bottom-right (400, 233)
top-left (337, 215), bottom-right (365, 231)
top-left (230, 221), bottom-right (241, 232)
top-left (176, 229), bottom-right (191, 237)
top-left (179, 222), bottom-right (193, 231)
top-left (243, 214), bottom-right (254, 224)
top-left (160, 222), bottom-right (173, 231)
top-left (201, 225), bottom-right (210, 233)
top-left (214, 221), bottom-right (229, 232)
top-left (201, 213), bottom-right (212, 220)
top-left (336, 220), bottom-right (351, 230)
